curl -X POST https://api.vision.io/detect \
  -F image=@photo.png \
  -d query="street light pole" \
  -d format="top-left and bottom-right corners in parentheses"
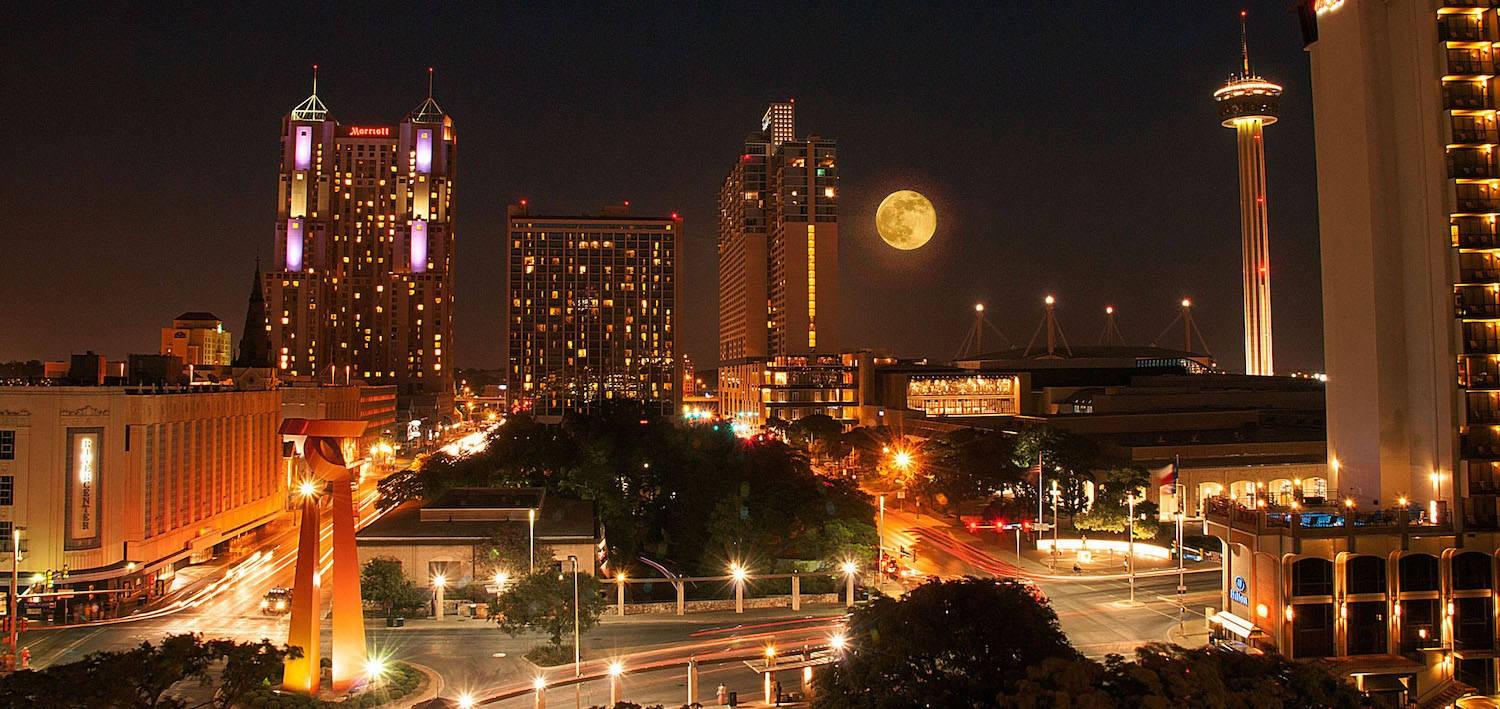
top-left (569, 555), bottom-right (580, 709)
top-left (876, 495), bottom-right (885, 582)
top-left (529, 508), bottom-right (537, 575)
top-left (1050, 481), bottom-right (1059, 569)
top-left (8, 527), bottom-right (20, 663)
top-left (1128, 492), bottom-right (1137, 605)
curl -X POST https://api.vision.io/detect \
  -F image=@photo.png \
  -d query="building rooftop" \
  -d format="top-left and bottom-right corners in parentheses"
top-left (426, 487), bottom-right (545, 511)
top-left (356, 492), bottom-right (596, 542)
top-left (173, 312), bottom-right (222, 323)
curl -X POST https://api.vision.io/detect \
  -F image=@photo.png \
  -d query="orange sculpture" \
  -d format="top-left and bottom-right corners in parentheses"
top-left (279, 419), bottom-right (369, 693)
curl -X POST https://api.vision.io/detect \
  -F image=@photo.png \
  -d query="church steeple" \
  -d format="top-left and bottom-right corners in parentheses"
top-left (234, 260), bottom-right (272, 367)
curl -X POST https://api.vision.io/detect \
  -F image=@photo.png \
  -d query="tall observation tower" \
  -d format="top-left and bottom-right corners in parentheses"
top-left (1213, 11), bottom-right (1281, 376)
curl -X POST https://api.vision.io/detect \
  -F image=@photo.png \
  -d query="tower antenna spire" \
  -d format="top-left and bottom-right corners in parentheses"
top-left (427, 66), bottom-right (434, 99)
top-left (1240, 10), bottom-right (1250, 77)
top-left (312, 64), bottom-right (319, 94)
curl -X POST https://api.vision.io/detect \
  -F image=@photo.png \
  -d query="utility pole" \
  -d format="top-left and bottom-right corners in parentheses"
top-left (570, 556), bottom-right (580, 709)
top-left (7, 527), bottom-right (21, 664)
top-left (1128, 492), bottom-right (1137, 605)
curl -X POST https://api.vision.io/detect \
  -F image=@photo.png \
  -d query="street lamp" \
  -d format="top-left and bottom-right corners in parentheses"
top-left (8, 526), bottom-right (22, 663)
top-left (729, 563), bottom-right (748, 614)
top-left (528, 508), bottom-right (537, 574)
top-left (458, 692), bottom-right (476, 709)
top-left (840, 561), bottom-right (857, 607)
top-left (297, 478), bottom-right (321, 499)
top-left (364, 656), bottom-right (387, 683)
top-left (830, 634), bottom-right (847, 652)
top-left (607, 660), bottom-right (625, 705)
top-left (433, 573), bottom-right (447, 621)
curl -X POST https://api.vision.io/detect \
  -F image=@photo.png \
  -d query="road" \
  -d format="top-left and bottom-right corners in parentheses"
top-left (15, 446), bottom-right (1219, 706)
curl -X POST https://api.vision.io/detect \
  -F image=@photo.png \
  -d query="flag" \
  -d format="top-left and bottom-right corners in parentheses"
top-left (1026, 459), bottom-right (1042, 486)
top-left (1153, 460), bottom-right (1178, 493)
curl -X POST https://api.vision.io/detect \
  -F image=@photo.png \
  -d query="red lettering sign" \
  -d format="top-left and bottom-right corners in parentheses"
top-left (348, 126), bottom-right (391, 137)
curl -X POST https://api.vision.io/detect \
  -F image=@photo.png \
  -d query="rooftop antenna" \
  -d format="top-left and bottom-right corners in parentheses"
top-left (955, 303), bottom-right (1014, 359)
top-left (1240, 10), bottom-right (1251, 77)
top-left (312, 63), bottom-right (319, 94)
top-left (1024, 295), bottom-right (1072, 358)
top-left (428, 66), bottom-right (434, 99)
top-left (1098, 305), bottom-right (1126, 346)
top-left (1150, 298), bottom-right (1213, 355)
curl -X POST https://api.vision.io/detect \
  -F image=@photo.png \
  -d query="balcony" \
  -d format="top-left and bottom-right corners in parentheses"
top-left (1458, 302), bottom-right (1500, 318)
top-left (1450, 57), bottom-right (1495, 75)
top-left (1460, 266), bottom-right (1500, 282)
top-left (1204, 497), bottom-right (1451, 538)
top-left (1457, 197), bottom-right (1500, 213)
top-left (1463, 337), bottom-right (1500, 354)
top-left (1452, 160), bottom-right (1500, 179)
top-left (1441, 20), bottom-right (1488, 43)
top-left (1459, 232), bottom-right (1500, 249)
top-left (1445, 0), bottom-right (1499, 9)
top-left (1445, 87), bottom-right (1493, 110)
top-left (1453, 127), bottom-right (1500, 144)
top-left (1468, 409), bottom-right (1500, 425)
top-left (1464, 433), bottom-right (1500, 458)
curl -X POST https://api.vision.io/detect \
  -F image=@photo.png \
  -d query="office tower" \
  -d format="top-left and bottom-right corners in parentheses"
top-left (505, 203), bottom-right (682, 416)
top-left (159, 312), bottom-right (232, 366)
top-left (264, 70), bottom-right (456, 414)
top-left (1214, 12), bottom-right (1281, 376)
top-left (717, 101), bottom-right (839, 425)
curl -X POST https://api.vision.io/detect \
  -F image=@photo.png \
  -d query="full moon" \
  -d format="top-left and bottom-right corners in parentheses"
top-left (875, 190), bottom-right (937, 250)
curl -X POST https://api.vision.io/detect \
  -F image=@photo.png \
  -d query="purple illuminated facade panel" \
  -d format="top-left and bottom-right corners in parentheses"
top-left (295, 126), bottom-right (312, 170)
top-left (410, 219), bottom-right (427, 273)
top-left (416, 129), bottom-right (432, 173)
top-left (286, 218), bottom-right (304, 272)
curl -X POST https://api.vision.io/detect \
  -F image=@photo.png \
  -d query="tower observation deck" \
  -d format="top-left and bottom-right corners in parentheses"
top-left (1213, 11), bottom-right (1281, 377)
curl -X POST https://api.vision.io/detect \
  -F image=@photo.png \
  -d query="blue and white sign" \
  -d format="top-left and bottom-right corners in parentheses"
top-left (1230, 575), bottom-right (1250, 606)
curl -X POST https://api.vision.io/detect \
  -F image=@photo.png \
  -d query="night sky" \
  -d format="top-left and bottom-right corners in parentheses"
top-left (3, 2), bottom-right (1324, 374)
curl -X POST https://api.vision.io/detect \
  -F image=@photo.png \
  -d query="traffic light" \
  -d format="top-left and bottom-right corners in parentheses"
top-left (60, 565), bottom-right (68, 580)
top-left (44, 570), bottom-right (53, 589)
top-left (966, 520), bottom-right (977, 532)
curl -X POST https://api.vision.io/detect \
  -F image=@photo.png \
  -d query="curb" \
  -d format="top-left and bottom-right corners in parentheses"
top-left (380, 662), bottom-right (442, 708)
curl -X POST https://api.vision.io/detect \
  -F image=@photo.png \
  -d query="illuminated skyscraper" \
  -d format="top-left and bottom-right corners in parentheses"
top-left (264, 69), bottom-right (456, 413)
top-left (505, 203), bottom-right (682, 416)
top-left (717, 101), bottom-right (839, 424)
top-left (1214, 12), bottom-right (1281, 377)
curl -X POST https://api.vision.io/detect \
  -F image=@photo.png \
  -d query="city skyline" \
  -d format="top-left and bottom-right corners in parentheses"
top-left (3, 2), bottom-right (1323, 374)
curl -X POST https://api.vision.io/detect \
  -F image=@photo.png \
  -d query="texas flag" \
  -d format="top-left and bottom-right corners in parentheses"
top-left (1026, 459), bottom-right (1042, 486)
top-left (1154, 459), bottom-right (1179, 493)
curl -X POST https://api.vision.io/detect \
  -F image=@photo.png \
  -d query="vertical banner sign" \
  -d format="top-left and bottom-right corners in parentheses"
top-left (416, 129), bottom-right (433, 173)
top-left (65, 428), bottom-right (103, 549)
top-left (286, 218), bottom-right (304, 272)
top-left (410, 219), bottom-right (428, 273)
top-left (294, 126), bottom-right (312, 170)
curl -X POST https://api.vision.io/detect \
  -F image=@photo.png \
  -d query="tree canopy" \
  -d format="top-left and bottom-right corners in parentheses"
top-left (414, 402), bottom-right (874, 575)
top-left (0, 634), bottom-right (298, 709)
top-left (361, 557), bottom-right (428, 619)
top-left (813, 578), bottom-right (1370, 708)
top-left (494, 567), bottom-right (609, 649)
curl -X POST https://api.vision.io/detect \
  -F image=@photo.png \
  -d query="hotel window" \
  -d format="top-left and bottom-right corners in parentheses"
top-left (0, 430), bottom-right (12, 459)
top-left (0, 476), bottom-right (10, 505)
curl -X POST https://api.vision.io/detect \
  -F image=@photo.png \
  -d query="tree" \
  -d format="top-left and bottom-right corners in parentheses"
top-left (921, 428), bottom-right (1020, 507)
top-left (1001, 643), bottom-right (1370, 708)
top-left (205, 638), bottom-right (299, 709)
top-left (494, 568), bottom-right (608, 650)
top-left (813, 578), bottom-right (1079, 707)
top-left (1012, 425), bottom-right (1099, 514)
top-left (0, 634), bottom-right (298, 709)
top-left (476, 526), bottom-right (553, 584)
top-left (1075, 467), bottom-right (1159, 539)
top-left (361, 557), bottom-right (427, 619)
top-left (788, 414), bottom-right (846, 460)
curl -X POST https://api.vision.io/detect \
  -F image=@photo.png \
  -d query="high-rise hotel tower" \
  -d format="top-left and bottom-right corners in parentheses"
top-left (1214, 12), bottom-right (1281, 377)
top-left (717, 102), bottom-right (840, 424)
top-left (264, 72), bottom-right (456, 413)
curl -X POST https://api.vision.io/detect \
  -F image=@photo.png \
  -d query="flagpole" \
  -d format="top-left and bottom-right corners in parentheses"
top-left (1128, 492), bottom-right (1136, 604)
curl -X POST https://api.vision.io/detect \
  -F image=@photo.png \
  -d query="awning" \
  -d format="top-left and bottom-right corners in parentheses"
top-left (1209, 610), bottom-right (1256, 638)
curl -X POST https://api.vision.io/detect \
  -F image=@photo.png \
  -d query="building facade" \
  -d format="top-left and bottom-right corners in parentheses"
top-left (0, 387), bottom-right (284, 594)
top-left (505, 204), bottom-right (682, 416)
top-left (263, 79), bottom-right (456, 413)
top-left (160, 312), bottom-right (232, 367)
top-left (717, 102), bottom-right (840, 427)
top-left (1190, 2), bottom-right (1500, 699)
